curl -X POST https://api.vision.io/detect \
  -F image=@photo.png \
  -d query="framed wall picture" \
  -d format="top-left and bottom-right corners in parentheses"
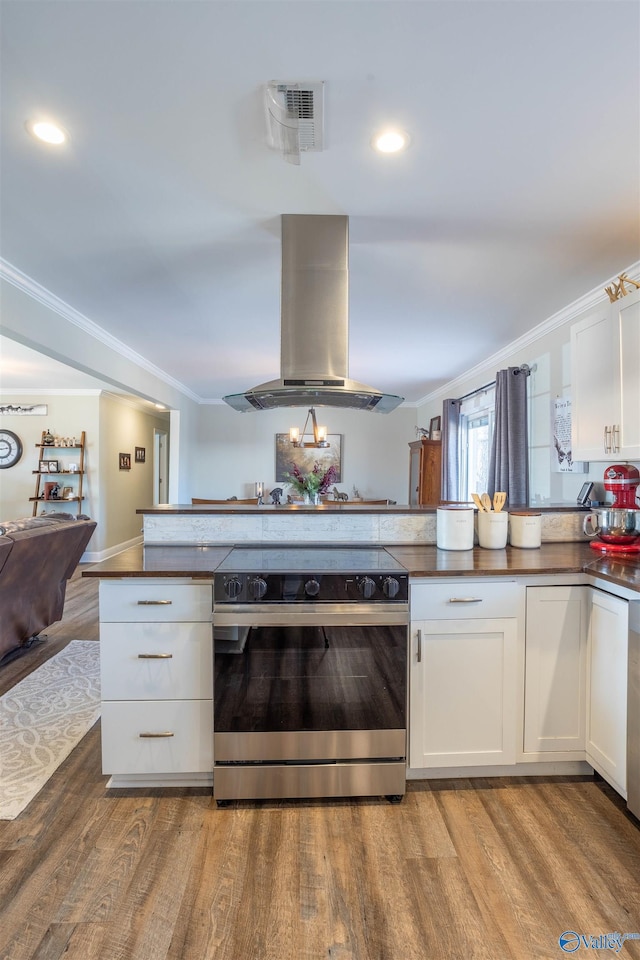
top-left (48, 460), bottom-right (60, 473)
top-left (135, 446), bottom-right (146, 463)
top-left (119, 452), bottom-right (131, 470)
top-left (275, 434), bottom-right (342, 483)
top-left (39, 460), bottom-right (49, 473)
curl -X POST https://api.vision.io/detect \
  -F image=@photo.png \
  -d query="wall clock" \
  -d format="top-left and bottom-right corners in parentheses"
top-left (0, 429), bottom-right (23, 468)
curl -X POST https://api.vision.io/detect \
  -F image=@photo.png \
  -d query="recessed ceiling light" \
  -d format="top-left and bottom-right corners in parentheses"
top-left (26, 120), bottom-right (68, 145)
top-left (372, 128), bottom-right (410, 154)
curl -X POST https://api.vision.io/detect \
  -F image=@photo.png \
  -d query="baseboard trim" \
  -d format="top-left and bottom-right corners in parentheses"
top-left (82, 535), bottom-right (142, 565)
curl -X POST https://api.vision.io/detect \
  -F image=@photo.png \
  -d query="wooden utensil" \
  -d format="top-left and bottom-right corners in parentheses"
top-left (481, 493), bottom-right (492, 512)
top-left (471, 492), bottom-right (485, 512)
top-left (493, 491), bottom-right (506, 512)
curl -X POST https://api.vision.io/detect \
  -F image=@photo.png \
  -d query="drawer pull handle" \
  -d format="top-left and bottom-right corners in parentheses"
top-left (448, 597), bottom-right (483, 603)
top-left (416, 628), bottom-right (422, 663)
top-left (138, 732), bottom-right (175, 738)
top-left (137, 599), bottom-right (173, 605)
top-left (137, 653), bottom-right (173, 659)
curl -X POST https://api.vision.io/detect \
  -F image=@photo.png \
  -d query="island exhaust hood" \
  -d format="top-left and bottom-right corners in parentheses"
top-left (223, 214), bottom-right (403, 413)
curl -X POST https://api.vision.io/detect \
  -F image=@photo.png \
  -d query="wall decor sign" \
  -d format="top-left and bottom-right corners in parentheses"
top-left (275, 434), bottom-right (342, 483)
top-left (0, 403), bottom-right (48, 416)
top-left (135, 446), bottom-right (146, 463)
top-left (119, 452), bottom-right (131, 470)
top-left (552, 397), bottom-right (587, 473)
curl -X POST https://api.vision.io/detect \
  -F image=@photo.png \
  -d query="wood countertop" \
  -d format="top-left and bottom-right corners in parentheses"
top-left (82, 541), bottom-right (640, 593)
top-left (136, 502), bottom-right (588, 515)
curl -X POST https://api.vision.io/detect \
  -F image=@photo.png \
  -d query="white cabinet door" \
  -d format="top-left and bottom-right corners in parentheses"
top-left (100, 621), bottom-right (213, 700)
top-left (617, 289), bottom-right (640, 459)
top-left (101, 700), bottom-right (214, 774)
top-left (586, 588), bottom-right (628, 797)
top-left (100, 580), bottom-right (212, 622)
top-left (571, 303), bottom-right (619, 461)
top-left (524, 586), bottom-right (587, 756)
top-left (571, 288), bottom-right (640, 461)
top-left (410, 617), bottom-right (518, 769)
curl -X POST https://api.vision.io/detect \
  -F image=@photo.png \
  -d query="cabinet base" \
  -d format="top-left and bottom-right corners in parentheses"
top-left (106, 772), bottom-right (213, 789)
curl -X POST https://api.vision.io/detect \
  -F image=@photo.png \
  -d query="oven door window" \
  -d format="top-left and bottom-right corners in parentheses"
top-left (214, 624), bottom-right (407, 733)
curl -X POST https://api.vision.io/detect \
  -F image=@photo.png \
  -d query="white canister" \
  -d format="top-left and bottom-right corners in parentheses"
top-left (477, 510), bottom-right (509, 549)
top-left (436, 506), bottom-right (475, 550)
top-left (509, 511), bottom-right (542, 548)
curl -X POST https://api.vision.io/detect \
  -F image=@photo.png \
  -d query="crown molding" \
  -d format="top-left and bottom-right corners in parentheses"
top-left (0, 258), bottom-right (202, 404)
top-left (0, 387), bottom-right (103, 397)
top-left (416, 260), bottom-right (640, 408)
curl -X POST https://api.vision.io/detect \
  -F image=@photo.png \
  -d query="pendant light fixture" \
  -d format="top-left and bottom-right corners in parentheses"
top-left (289, 408), bottom-right (329, 448)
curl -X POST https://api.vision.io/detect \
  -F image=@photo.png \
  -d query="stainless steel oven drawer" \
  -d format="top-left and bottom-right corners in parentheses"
top-left (214, 761), bottom-right (406, 801)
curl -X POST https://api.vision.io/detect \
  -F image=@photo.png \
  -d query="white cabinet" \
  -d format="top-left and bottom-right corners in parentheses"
top-left (586, 588), bottom-right (628, 797)
top-left (409, 581), bottom-right (522, 770)
top-left (524, 586), bottom-right (587, 757)
top-left (99, 579), bottom-right (214, 786)
top-left (571, 287), bottom-right (640, 461)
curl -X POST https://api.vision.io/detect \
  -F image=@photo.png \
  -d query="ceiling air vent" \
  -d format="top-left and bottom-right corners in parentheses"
top-left (265, 81), bottom-right (324, 164)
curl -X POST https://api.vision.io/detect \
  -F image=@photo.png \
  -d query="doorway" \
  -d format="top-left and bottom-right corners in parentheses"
top-left (153, 429), bottom-right (169, 505)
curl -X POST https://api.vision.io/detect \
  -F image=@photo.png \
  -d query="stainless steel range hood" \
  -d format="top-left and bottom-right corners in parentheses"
top-left (223, 215), bottom-right (403, 413)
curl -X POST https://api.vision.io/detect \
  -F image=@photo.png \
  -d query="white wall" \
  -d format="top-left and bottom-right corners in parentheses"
top-left (0, 277), bottom-right (200, 503)
top-left (98, 394), bottom-right (169, 554)
top-left (0, 392), bottom-right (100, 523)
top-left (193, 404), bottom-right (418, 505)
top-left (416, 268), bottom-right (640, 504)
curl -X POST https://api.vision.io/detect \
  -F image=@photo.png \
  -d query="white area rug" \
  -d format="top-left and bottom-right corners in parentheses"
top-left (0, 640), bottom-right (100, 820)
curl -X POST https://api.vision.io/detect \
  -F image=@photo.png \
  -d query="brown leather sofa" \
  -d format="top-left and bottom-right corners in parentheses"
top-left (0, 514), bottom-right (96, 663)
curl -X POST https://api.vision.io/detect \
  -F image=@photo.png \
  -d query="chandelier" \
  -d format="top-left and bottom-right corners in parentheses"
top-left (289, 408), bottom-right (329, 448)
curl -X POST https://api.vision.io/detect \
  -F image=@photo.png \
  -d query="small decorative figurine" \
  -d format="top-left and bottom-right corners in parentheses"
top-left (332, 486), bottom-right (348, 501)
top-left (270, 487), bottom-right (283, 505)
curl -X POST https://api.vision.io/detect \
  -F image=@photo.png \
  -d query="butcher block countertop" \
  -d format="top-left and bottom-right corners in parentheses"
top-left (82, 541), bottom-right (640, 593)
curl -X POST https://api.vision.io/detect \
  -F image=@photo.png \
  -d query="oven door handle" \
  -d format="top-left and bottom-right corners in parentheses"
top-left (213, 602), bottom-right (409, 628)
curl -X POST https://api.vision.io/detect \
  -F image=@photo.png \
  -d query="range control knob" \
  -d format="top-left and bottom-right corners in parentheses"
top-left (224, 577), bottom-right (242, 599)
top-left (250, 577), bottom-right (268, 600)
top-left (358, 576), bottom-right (377, 600)
top-left (305, 578), bottom-right (320, 597)
top-left (383, 577), bottom-right (400, 599)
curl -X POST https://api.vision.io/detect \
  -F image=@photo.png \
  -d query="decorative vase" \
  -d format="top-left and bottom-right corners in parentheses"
top-left (303, 493), bottom-right (320, 505)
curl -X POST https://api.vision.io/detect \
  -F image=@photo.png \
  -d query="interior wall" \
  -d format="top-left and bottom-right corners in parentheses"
top-left (0, 277), bottom-right (199, 502)
top-left (417, 278), bottom-right (640, 505)
top-left (0, 392), bottom-right (100, 524)
top-left (193, 405), bottom-right (418, 505)
top-left (98, 394), bottom-right (170, 554)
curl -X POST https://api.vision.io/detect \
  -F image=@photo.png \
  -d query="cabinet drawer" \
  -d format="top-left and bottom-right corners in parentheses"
top-left (101, 700), bottom-right (213, 774)
top-left (100, 622), bottom-right (213, 700)
top-left (100, 581), bottom-right (212, 622)
top-left (411, 580), bottom-right (522, 620)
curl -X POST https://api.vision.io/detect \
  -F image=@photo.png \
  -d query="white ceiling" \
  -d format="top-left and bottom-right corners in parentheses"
top-left (1, 1), bottom-right (639, 405)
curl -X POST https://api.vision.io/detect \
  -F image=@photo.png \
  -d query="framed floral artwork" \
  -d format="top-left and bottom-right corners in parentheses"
top-left (275, 434), bottom-right (342, 483)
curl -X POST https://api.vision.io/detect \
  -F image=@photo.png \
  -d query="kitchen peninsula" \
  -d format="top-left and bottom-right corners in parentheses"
top-left (83, 501), bottom-right (640, 819)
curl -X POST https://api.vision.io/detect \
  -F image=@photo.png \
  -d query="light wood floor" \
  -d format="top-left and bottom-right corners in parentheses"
top-left (1, 570), bottom-right (640, 960)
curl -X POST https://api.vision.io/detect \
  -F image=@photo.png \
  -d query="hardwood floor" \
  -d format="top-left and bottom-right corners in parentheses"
top-left (1, 570), bottom-right (640, 960)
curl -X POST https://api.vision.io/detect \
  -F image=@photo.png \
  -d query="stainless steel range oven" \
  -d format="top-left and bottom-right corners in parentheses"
top-left (213, 546), bottom-right (409, 803)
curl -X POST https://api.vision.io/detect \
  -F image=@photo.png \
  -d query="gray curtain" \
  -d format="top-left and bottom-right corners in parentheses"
top-left (441, 398), bottom-right (462, 501)
top-left (488, 367), bottom-right (529, 504)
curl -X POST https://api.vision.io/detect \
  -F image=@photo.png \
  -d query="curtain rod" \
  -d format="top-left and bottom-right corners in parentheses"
top-left (456, 364), bottom-right (532, 403)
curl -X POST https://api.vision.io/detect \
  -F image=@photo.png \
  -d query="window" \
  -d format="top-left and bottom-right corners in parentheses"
top-left (459, 387), bottom-right (495, 501)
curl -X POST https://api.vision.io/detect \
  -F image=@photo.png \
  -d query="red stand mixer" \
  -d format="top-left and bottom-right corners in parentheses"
top-left (583, 464), bottom-right (640, 554)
